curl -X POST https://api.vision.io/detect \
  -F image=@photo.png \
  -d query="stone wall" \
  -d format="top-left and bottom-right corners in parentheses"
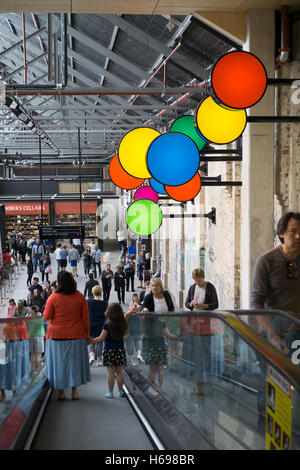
top-left (144, 12), bottom-right (300, 312)
top-left (275, 60), bottom-right (300, 222)
top-left (203, 150), bottom-right (241, 310)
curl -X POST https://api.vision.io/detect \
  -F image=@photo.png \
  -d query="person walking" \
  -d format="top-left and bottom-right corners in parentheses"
top-left (32, 239), bottom-right (44, 273)
top-left (101, 264), bottom-right (114, 303)
top-left (7, 299), bottom-right (16, 318)
top-left (26, 258), bottom-right (34, 287)
top-left (84, 273), bottom-right (99, 299)
top-left (114, 266), bottom-right (126, 304)
top-left (43, 280), bottom-right (52, 304)
top-left (54, 243), bottom-right (62, 273)
top-left (184, 268), bottom-right (222, 395)
top-left (43, 271), bottom-right (90, 401)
top-left (26, 305), bottom-right (45, 373)
top-left (125, 255), bottom-right (136, 292)
top-left (72, 238), bottom-right (81, 255)
top-left (93, 247), bottom-right (102, 278)
top-left (83, 246), bottom-right (93, 277)
top-left (87, 285), bottom-right (107, 366)
top-left (41, 252), bottom-right (52, 283)
top-left (29, 288), bottom-right (45, 312)
top-left (89, 303), bottom-right (128, 398)
top-left (124, 293), bottom-right (143, 364)
top-left (19, 236), bottom-right (27, 264)
top-left (140, 278), bottom-right (179, 388)
top-left (252, 212), bottom-right (300, 353)
top-left (59, 245), bottom-right (69, 272)
top-left (137, 251), bottom-right (146, 289)
top-left (117, 227), bottom-right (128, 252)
top-left (68, 244), bottom-right (80, 277)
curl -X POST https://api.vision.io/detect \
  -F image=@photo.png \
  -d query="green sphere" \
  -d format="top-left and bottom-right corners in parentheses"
top-left (170, 115), bottom-right (206, 151)
top-left (126, 199), bottom-right (162, 236)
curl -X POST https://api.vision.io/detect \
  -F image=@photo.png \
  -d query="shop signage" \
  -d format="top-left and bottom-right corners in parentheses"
top-left (3, 202), bottom-right (49, 215)
top-left (55, 201), bottom-right (97, 214)
top-left (265, 364), bottom-right (292, 450)
top-left (39, 225), bottom-right (85, 239)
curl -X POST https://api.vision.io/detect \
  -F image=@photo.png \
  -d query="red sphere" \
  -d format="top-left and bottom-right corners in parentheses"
top-left (211, 51), bottom-right (268, 109)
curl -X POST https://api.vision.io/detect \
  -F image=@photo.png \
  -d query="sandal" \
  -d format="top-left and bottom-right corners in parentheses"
top-left (58, 395), bottom-right (67, 401)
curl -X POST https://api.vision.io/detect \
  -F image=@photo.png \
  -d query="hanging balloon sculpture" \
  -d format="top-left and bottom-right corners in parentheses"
top-left (108, 51), bottom-right (268, 236)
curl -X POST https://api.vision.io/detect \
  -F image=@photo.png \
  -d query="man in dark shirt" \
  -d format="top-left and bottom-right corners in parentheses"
top-left (101, 264), bottom-right (114, 303)
top-left (84, 273), bottom-right (99, 299)
top-left (28, 277), bottom-right (44, 301)
top-left (251, 212), bottom-right (300, 351)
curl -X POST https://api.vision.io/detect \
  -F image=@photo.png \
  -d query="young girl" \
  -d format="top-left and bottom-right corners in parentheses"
top-left (27, 258), bottom-right (34, 287)
top-left (7, 298), bottom-right (16, 318)
top-left (26, 305), bottom-right (45, 373)
top-left (125, 294), bottom-right (143, 364)
top-left (90, 303), bottom-right (128, 398)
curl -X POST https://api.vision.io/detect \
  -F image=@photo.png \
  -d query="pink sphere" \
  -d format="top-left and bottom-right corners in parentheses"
top-left (134, 186), bottom-right (158, 203)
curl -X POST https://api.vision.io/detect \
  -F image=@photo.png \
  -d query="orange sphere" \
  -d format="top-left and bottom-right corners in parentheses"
top-left (165, 172), bottom-right (201, 202)
top-left (109, 154), bottom-right (144, 190)
top-left (211, 51), bottom-right (267, 109)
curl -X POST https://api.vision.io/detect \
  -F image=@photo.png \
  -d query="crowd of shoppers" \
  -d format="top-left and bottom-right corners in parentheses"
top-left (1, 231), bottom-right (223, 402)
top-left (4, 214), bottom-right (298, 407)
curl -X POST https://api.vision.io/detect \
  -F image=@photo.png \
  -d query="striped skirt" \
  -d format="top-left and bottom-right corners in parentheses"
top-left (45, 338), bottom-right (91, 390)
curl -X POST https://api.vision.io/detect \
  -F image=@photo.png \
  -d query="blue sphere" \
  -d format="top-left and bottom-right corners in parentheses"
top-left (147, 132), bottom-right (200, 186)
top-left (150, 177), bottom-right (167, 195)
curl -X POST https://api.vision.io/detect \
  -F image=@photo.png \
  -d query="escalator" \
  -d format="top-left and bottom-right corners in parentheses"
top-left (1, 309), bottom-right (300, 450)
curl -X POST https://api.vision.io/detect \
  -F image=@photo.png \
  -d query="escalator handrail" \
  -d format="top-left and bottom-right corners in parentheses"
top-left (133, 309), bottom-right (300, 392)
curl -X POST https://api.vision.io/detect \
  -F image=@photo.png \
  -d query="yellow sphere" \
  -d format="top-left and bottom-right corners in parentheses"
top-left (118, 127), bottom-right (160, 179)
top-left (195, 96), bottom-right (247, 145)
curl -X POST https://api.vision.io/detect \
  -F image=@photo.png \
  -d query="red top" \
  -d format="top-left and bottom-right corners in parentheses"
top-left (2, 253), bottom-right (11, 264)
top-left (43, 291), bottom-right (90, 339)
top-left (3, 320), bottom-right (29, 340)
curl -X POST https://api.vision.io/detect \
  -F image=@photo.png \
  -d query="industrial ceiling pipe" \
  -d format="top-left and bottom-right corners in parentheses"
top-left (111, 41), bottom-right (182, 128)
top-left (22, 12), bottom-right (27, 85)
top-left (143, 80), bottom-right (206, 126)
top-left (61, 13), bottom-right (68, 87)
top-left (276, 5), bottom-right (291, 65)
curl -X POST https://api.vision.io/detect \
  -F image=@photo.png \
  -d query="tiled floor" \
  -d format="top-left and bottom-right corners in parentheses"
top-left (0, 243), bottom-right (139, 318)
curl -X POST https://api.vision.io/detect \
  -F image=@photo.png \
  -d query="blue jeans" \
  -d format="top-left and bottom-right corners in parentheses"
top-left (93, 262), bottom-right (101, 277)
top-left (33, 256), bottom-right (43, 272)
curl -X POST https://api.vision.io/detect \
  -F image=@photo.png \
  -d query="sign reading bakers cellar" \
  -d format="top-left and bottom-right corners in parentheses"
top-left (3, 202), bottom-right (49, 214)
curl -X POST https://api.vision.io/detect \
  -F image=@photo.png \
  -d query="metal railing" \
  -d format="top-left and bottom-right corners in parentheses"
top-left (0, 257), bottom-right (25, 307)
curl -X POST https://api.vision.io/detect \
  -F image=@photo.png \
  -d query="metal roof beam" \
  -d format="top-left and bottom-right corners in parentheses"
top-left (1, 104), bottom-right (184, 111)
top-left (68, 25), bottom-right (161, 86)
top-left (0, 26), bottom-right (46, 59)
top-left (3, 52), bottom-right (47, 81)
top-left (66, 68), bottom-right (149, 118)
top-left (67, 47), bottom-right (162, 108)
top-left (22, 114), bottom-right (174, 121)
top-left (103, 14), bottom-right (205, 79)
top-left (100, 25), bottom-right (118, 87)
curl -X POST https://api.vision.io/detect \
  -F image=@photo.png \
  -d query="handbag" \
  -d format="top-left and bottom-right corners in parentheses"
top-left (45, 266), bottom-right (53, 274)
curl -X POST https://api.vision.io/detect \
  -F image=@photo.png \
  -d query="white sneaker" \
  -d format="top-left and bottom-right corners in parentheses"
top-left (89, 357), bottom-right (95, 365)
top-left (137, 355), bottom-right (144, 364)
